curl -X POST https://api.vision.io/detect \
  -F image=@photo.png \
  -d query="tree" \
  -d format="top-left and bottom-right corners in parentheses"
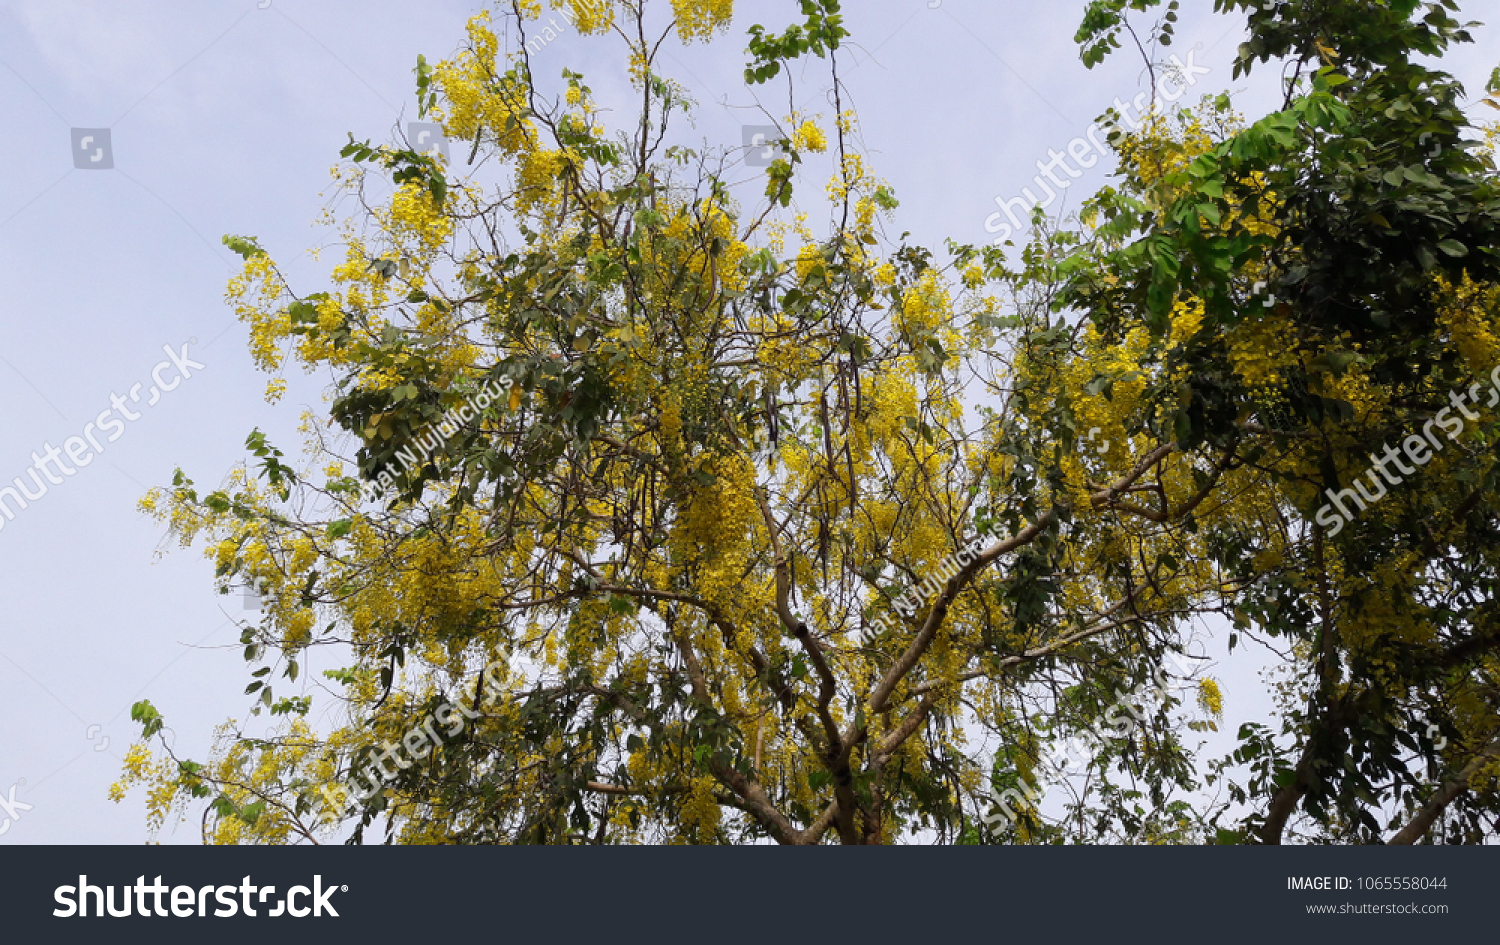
top-left (113, 0), bottom-right (1500, 845)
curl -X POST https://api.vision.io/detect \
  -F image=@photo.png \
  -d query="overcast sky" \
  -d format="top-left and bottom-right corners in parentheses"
top-left (1, 0), bottom-right (1492, 844)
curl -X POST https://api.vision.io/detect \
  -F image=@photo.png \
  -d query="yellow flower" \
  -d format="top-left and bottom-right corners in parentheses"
top-left (1168, 298), bottom-right (1205, 346)
top-left (791, 119), bottom-right (827, 153)
top-left (1197, 678), bottom-right (1224, 718)
top-left (1434, 272), bottom-right (1500, 373)
top-left (670, 0), bottom-right (733, 41)
top-left (894, 270), bottom-right (950, 335)
top-left (1226, 312), bottom-right (1295, 389)
top-left (565, 0), bottom-right (614, 34)
top-left (389, 181), bottom-right (452, 248)
top-left (795, 244), bottom-right (825, 282)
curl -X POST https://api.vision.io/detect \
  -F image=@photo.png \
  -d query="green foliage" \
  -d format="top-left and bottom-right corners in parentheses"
top-left (744, 0), bottom-right (847, 84)
top-left (130, 700), bottom-right (163, 740)
top-left (222, 234), bottom-right (265, 260)
top-left (413, 54), bottom-right (437, 118)
top-left (246, 429), bottom-right (298, 501)
top-left (340, 134), bottom-right (449, 207)
top-left (1066, 0), bottom-right (1500, 844)
top-left (1076, 0), bottom-right (1182, 67)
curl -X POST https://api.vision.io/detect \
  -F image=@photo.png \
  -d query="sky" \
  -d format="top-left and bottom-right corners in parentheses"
top-left (0, 0), bottom-right (1492, 844)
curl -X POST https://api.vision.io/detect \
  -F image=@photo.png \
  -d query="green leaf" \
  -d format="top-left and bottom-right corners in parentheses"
top-left (222, 234), bottom-right (265, 260)
top-left (130, 700), bottom-right (164, 739)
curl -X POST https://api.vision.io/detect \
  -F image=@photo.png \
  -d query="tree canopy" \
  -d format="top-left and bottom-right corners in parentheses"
top-left (115, 0), bottom-right (1500, 845)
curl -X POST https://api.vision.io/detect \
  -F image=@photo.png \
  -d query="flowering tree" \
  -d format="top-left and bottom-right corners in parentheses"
top-left (115, 0), bottom-right (1500, 845)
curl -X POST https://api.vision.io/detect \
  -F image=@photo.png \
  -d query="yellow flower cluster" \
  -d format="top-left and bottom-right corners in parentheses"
top-left (389, 181), bottom-right (453, 250)
top-left (1059, 325), bottom-right (1152, 468)
top-left (628, 50), bottom-right (650, 86)
top-left (795, 244), bottom-right (825, 282)
top-left (432, 13), bottom-right (535, 154)
top-left (864, 369), bottom-right (922, 475)
top-left (677, 774), bottom-right (724, 841)
top-left (700, 201), bottom-right (750, 293)
top-left (763, 213), bottom-right (813, 258)
top-left (1311, 354), bottom-right (1384, 419)
top-left (1226, 312), bottom-right (1296, 390)
top-left (226, 252), bottom-right (288, 373)
top-left (1114, 108), bottom-right (1221, 191)
top-left (670, 0), bottom-right (734, 41)
top-left (1435, 272), bottom-right (1500, 373)
top-left (895, 269), bottom-right (951, 335)
top-left (827, 153), bottom-right (869, 204)
top-left (791, 119), bottom-right (827, 153)
top-left (109, 742), bottom-right (185, 836)
top-left (1168, 297), bottom-right (1205, 346)
top-left (565, 0), bottom-right (615, 34)
top-left (672, 453), bottom-right (758, 607)
top-left (108, 743), bottom-right (154, 805)
top-left (515, 148), bottom-right (568, 217)
top-left (637, 201), bottom-right (750, 307)
top-left (1197, 678), bottom-right (1223, 718)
